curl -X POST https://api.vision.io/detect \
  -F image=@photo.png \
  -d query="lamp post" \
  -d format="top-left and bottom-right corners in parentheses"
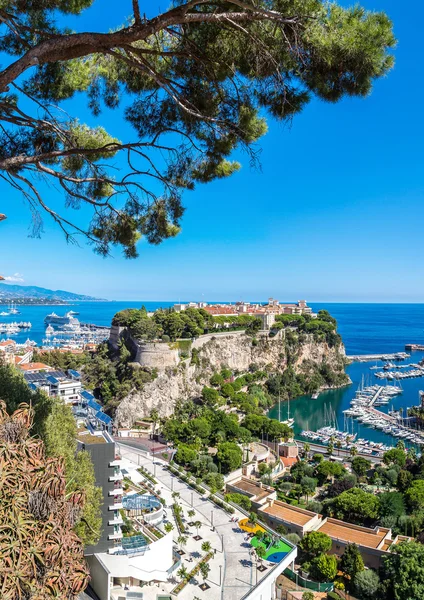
top-left (219, 564), bottom-right (222, 586)
top-left (191, 492), bottom-right (193, 507)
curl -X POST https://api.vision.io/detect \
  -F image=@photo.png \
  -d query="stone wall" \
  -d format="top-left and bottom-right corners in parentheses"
top-left (135, 342), bottom-right (179, 368)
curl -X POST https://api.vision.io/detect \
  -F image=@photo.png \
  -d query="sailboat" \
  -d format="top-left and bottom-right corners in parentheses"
top-left (281, 394), bottom-right (295, 428)
top-left (8, 302), bottom-right (20, 315)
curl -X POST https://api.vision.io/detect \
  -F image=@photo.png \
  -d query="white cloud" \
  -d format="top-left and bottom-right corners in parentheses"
top-left (4, 273), bottom-right (24, 283)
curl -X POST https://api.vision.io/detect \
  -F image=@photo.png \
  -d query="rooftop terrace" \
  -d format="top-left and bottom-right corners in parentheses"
top-left (316, 519), bottom-right (390, 550)
top-left (260, 501), bottom-right (318, 527)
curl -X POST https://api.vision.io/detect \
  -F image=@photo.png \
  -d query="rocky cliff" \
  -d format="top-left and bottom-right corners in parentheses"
top-left (114, 328), bottom-right (347, 426)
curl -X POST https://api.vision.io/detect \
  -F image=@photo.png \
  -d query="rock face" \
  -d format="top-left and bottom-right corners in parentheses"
top-left (114, 329), bottom-right (346, 427)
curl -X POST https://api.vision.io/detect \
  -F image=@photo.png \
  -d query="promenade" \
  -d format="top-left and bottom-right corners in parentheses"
top-left (116, 442), bottom-right (272, 600)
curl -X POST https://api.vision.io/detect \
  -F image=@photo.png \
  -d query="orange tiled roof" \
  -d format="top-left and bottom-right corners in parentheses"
top-left (19, 362), bottom-right (51, 372)
top-left (281, 456), bottom-right (298, 468)
top-left (261, 501), bottom-right (317, 527)
top-left (0, 339), bottom-right (16, 347)
top-left (317, 519), bottom-right (390, 550)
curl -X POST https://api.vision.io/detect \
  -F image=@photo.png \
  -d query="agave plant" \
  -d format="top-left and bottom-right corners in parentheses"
top-left (0, 401), bottom-right (90, 599)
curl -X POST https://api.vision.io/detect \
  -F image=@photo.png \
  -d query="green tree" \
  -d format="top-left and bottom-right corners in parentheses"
top-left (300, 476), bottom-right (318, 502)
top-left (316, 460), bottom-right (344, 484)
top-left (340, 543), bottom-right (364, 581)
top-left (383, 448), bottom-right (406, 468)
top-left (164, 522), bottom-right (174, 534)
top-left (3, 0), bottom-right (395, 258)
top-left (405, 480), bottom-right (424, 512)
top-left (380, 541), bottom-right (424, 600)
top-left (353, 569), bottom-right (380, 600)
top-left (302, 593), bottom-right (314, 600)
top-left (351, 456), bottom-right (371, 478)
top-left (311, 553), bottom-right (338, 582)
top-left (177, 535), bottom-right (188, 553)
top-left (194, 520), bottom-right (202, 537)
top-left (202, 387), bottom-right (219, 406)
top-left (177, 565), bottom-right (188, 581)
top-left (175, 443), bottom-right (198, 465)
top-left (200, 561), bottom-right (210, 583)
top-left (397, 470), bottom-right (413, 493)
top-left (299, 531), bottom-right (332, 560)
top-left (210, 373), bottom-right (225, 387)
top-left (221, 383), bottom-right (235, 399)
top-left (330, 488), bottom-right (379, 525)
top-left (379, 492), bottom-right (406, 522)
top-left (256, 545), bottom-right (267, 564)
top-left (201, 541), bottom-right (212, 553)
top-left (216, 442), bottom-right (242, 474)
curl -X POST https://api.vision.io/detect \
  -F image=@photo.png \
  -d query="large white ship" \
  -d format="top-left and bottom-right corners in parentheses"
top-left (44, 311), bottom-right (80, 331)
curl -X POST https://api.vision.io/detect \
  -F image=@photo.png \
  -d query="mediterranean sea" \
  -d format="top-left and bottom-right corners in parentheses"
top-left (2, 300), bottom-right (424, 448)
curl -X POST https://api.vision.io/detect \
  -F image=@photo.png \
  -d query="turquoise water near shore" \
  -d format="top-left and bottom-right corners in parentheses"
top-left (267, 357), bottom-right (424, 448)
top-left (267, 303), bottom-right (424, 447)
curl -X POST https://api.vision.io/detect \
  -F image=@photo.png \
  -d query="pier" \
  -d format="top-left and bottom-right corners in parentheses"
top-left (405, 344), bottom-right (424, 351)
top-left (348, 352), bottom-right (410, 362)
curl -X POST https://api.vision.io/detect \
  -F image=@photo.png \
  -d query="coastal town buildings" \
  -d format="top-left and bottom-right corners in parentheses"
top-left (23, 367), bottom-right (82, 404)
top-left (257, 497), bottom-right (410, 568)
top-left (173, 298), bottom-right (314, 320)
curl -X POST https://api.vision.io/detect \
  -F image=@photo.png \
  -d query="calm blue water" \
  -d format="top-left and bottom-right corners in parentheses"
top-left (3, 300), bottom-right (424, 352)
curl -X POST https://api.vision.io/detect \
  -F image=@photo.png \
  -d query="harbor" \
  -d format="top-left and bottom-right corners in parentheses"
top-left (268, 350), bottom-right (424, 452)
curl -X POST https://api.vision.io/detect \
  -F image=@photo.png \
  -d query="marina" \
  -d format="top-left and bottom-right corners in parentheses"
top-left (268, 351), bottom-right (424, 452)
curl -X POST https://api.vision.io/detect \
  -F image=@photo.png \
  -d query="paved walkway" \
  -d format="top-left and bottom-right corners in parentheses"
top-left (117, 443), bottom-right (271, 600)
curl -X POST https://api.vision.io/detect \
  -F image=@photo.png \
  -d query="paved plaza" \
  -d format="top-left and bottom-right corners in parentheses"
top-left (117, 443), bottom-right (274, 600)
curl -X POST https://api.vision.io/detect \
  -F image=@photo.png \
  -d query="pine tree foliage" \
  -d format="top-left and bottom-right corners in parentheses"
top-left (0, 1), bottom-right (395, 255)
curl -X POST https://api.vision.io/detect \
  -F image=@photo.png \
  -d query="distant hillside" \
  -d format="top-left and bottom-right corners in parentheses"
top-left (0, 283), bottom-right (105, 302)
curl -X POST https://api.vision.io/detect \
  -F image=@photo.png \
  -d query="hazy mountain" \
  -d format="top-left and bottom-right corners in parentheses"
top-left (0, 283), bottom-right (105, 302)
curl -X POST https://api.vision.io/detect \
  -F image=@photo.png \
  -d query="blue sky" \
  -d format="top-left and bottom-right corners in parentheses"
top-left (1, 0), bottom-right (423, 302)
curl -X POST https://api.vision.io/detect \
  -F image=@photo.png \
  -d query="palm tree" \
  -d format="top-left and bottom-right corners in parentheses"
top-left (336, 440), bottom-right (342, 456)
top-left (177, 535), bottom-right (188, 553)
top-left (188, 509), bottom-right (195, 520)
top-left (172, 491), bottom-right (180, 501)
top-left (256, 545), bottom-right (267, 566)
top-left (177, 565), bottom-right (188, 581)
top-left (164, 522), bottom-right (174, 533)
top-left (150, 408), bottom-right (159, 438)
top-left (194, 520), bottom-right (202, 537)
top-left (350, 445), bottom-right (358, 458)
top-left (201, 541), bottom-right (212, 553)
top-left (303, 442), bottom-right (310, 459)
top-left (200, 562), bottom-right (210, 585)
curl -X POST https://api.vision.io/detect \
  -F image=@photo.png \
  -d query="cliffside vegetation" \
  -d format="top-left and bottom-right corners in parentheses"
top-left (113, 306), bottom-right (261, 340)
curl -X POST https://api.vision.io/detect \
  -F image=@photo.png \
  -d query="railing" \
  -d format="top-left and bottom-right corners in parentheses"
top-left (283, 567), bottom-right (334, 592)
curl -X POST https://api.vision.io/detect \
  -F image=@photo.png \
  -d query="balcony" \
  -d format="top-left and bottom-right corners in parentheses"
top-left (109, 502), bottom-right (123, 511)
top-left (109, 471), bottom-right (123, 482)
top-left (108, 530), bottom-right (123, 541)
top-left (109, 458), bottom-right (122, 467)
top-left (109, 488), bottom-right (124, 497)
top-left (108, 514), bottom-right (124, 526)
